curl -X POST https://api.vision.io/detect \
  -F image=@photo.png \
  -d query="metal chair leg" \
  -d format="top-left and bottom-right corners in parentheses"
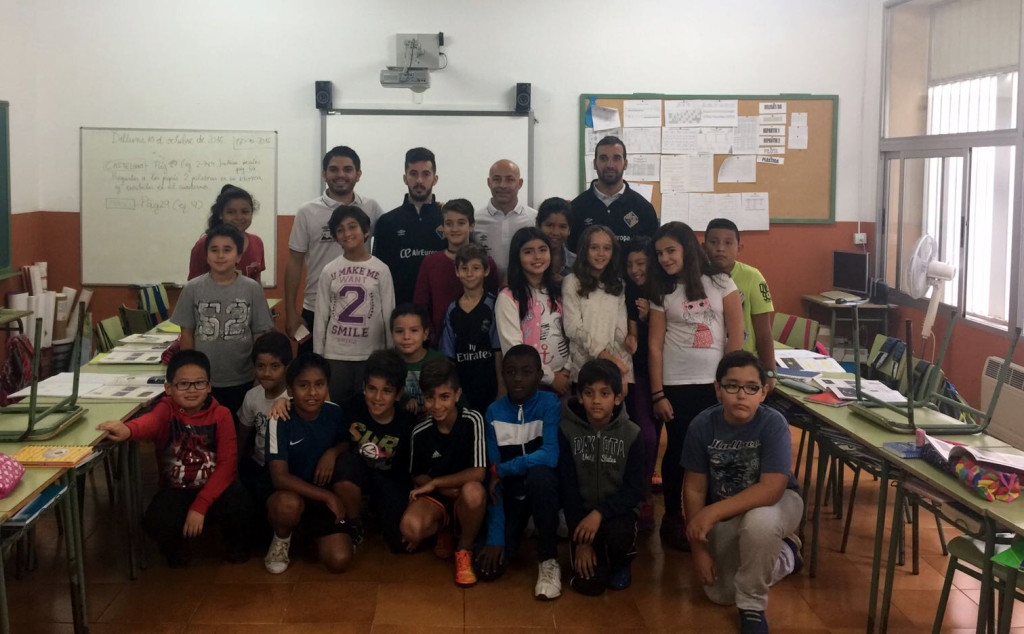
top-left (840, 467), bottom-right (860, 553)
top-left (794, 429), bottom-right (807, 479)
top-left (933, 555), bottom-right (958, 633)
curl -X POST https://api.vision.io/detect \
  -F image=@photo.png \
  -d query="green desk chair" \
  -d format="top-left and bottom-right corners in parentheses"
top-left (137, 283), bottom-right (170, 322)
top-left (933, 535), bottom-right (1023, 633)
top-left (773, 312), bottom-right (822, 480)
top-left (94, 316), bottom-right (125, 353)
top-left (118, 306), bottom-right (154, 335)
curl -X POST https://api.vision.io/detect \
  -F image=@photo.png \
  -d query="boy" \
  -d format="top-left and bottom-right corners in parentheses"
top-left (480, 345), bottom-right (562, 599)
top-left (237, 331), bottom-right (292, 516)
top-left (439, 243), bottom-right (504, 413)
top-left (391, 303), bottom-right (445, 414)
top-left (333, 349), bottom-right (417, 553)
top-left (97, 350), bottom-right (251, 567)
top-left (703, 218), bottom-right (777, 388)
top-left (172, 223), bottom-right (275, 420)
top-left (314, 205), bottom-right (396, 406)
top-left (682, 351), bottom-right (803, 634)
top-left (559, 359), bottom-right (644, 596)
top-left (264, 354), bottom-right (360, 575)
top-left (414, 198), bottom-right (500, 345)
top-left (400, 358), bottom-right (487, 587)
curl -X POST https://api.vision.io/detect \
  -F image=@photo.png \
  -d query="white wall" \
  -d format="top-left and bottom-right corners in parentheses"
top-left (4, 0), bottom-right (881, 221)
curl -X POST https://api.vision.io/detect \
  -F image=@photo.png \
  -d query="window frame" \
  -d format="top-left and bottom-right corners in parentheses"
top-left (0, 101), bottom-right (11, 276)
top-left (878, 0), bottom-right (1024, 336)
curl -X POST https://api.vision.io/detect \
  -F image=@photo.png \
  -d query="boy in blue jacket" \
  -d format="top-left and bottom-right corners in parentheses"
top-left (479, 345), bottom-right (563, 599)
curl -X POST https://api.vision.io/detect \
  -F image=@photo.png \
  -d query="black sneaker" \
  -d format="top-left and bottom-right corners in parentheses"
top-left (738, 609), bottom-right (770, 634)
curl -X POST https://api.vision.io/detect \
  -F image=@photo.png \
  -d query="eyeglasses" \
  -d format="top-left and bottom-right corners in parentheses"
top-left (719, 382), bottom-right (763, 395)
top-left (173, 380), bottom-right (210, 392)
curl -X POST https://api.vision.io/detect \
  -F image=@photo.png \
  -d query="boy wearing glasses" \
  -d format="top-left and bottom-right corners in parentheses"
top-left (681, 351), bottom-right (802, 634)
top-left (98, 350), bottom-right (251, 567)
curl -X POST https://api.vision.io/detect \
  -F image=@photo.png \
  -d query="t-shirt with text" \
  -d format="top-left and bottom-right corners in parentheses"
top-left (346, 397), bottom-right (416, 479)
top-left (730, 261), bottom-right (774, 354)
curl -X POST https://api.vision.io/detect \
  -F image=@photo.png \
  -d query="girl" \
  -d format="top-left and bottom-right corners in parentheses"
top-left (413, 198), bottom-right (500, 345)
top-left (536, 198), bottom-right (575, 283)
top-left (647, 221), bottom-right (743, 551)
top-left (495, 227), bottom-right (571, 396)
top-left (189, 184), bottom-right (266, 283)
top-left (623, 237), bottom-right (658, 530)
top-left (561, 225), bottom-right (632, 392)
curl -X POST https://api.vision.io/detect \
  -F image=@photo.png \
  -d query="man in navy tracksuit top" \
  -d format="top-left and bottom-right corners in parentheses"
top-left (372, 147), bottom-right (446, 304)
top-left (569, 135), bottom-right (659, 252)
top-left (479, 345), bottom-right (563, 599)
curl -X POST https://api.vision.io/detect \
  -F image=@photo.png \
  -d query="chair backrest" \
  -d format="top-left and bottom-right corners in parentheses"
top-left (95, 316), bottom-right (125, 353)
top-left (119, 306), bottom-right (154, 335)
top-left (137, 284), bottom-right (170, 322)
top-left (771, 313), bottom-right (821, 351)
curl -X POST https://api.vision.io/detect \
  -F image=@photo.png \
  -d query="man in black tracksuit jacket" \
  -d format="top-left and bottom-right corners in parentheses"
top-left (569, 135), bottom-right (659, 252)
top-left (372, 147), bottom-right (446, 305)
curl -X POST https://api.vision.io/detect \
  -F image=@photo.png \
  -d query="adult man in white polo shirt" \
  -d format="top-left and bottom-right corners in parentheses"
top-left (284, 145), bottom-right (384, 355)
top-left (474, 159), bottom-right (536, 280)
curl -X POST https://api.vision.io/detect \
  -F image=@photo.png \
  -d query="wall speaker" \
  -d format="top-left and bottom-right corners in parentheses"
top-left (315, 81), bottom-right (333, 110)
top-left (515, 83), bottom-right (531, 113)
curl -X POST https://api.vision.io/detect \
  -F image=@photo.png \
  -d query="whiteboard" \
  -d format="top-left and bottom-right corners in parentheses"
top-left (80, 128), bottom-right (277, 286)
top-left (324, 111), bottom-right (531, 212)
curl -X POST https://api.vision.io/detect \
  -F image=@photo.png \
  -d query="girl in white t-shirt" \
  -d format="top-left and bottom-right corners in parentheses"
top-left (561, 225), bottom-right (632, 391)
top-left (647, 221), bottom-right (743, 551)
top-left (495, 227), bottom-right (571, 396)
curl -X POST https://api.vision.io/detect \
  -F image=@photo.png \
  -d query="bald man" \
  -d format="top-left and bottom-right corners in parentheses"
top-left (474, 159), bottom-right (537, 279)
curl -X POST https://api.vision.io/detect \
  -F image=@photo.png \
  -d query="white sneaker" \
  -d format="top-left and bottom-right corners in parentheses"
top-left (535, 558), bottom-right (562, 600)
top-left (264, 535), bottom-right (291, 574)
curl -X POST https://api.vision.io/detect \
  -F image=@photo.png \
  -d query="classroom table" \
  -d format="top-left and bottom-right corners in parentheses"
top-left (801, 294), bottom-right (893, 357)
top-left (0, 309), bottom-right (32, 336)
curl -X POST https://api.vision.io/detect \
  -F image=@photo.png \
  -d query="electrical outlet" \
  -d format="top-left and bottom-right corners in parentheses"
top-left (853, 232), bottom-right (867, 245)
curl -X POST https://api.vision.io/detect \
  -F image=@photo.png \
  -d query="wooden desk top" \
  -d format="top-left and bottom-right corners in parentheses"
top-left (0, 309), bottom-right (33, 327)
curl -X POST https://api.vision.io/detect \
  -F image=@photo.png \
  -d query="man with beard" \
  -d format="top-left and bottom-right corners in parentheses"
top-left (473, 159), bottom-right (537, 281)
top-left (569, 136), bottom-right (658, 252)
top-left (285, 146), bottom-right (384, 356)
top-left (373, 147), bottom-right (446, 305)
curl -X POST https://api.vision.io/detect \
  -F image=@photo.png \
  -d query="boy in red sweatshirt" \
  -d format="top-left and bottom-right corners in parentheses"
top-left (98, 349), bottom-right (252, 567)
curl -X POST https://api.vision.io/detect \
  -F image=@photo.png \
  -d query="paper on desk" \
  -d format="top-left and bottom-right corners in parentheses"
top-left (586, 127), bottom-right (622, 154)
top-left (925, 436), bottom-right (1024, 473)
top-left (775, 349), bottom-right (846, 374)
top-left (591, 106), bottom-right (621, 131)
top-left (119, 333), bottom-right (179, 345)
top-left (660, 192), bottom-right (689, 225)
top-left (731, 116), bottom-right (759, 154)
top-left (157, 321), bottom-right (182, 333)
top-left (630, 182), bottom-right (654, 203)
top-left (12, 372), bottom-right (165, 400)
top-left (662, 127), bottom-right (698, 154)
top-left (664, 100), bottom-right (703, 127)
top-left (624, 154), bottom-right (661, 182)
top-left (788, 125), bottom-right (809, 149)
top-left (623, 100), bottom-right (662, 128)
top-left (96, 349), bottom-right (165, 364)
top-left (718, 156), bottom-right (756, 183)
top-left (623, 127), bottom-right (662, 154)
top-left (661, 154), bottom-right (713, 192)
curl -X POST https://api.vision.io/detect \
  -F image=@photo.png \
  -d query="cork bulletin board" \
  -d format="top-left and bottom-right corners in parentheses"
top-left (579, 94), bottom-right (838, 226)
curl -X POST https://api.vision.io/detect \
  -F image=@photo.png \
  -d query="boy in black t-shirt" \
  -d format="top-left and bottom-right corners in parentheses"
top-left (333, 349), bottom-right (416, 553)
top-left (400, 358), bottom-right (488, 587)
top-left (440, 243), bottom-right (504, 412)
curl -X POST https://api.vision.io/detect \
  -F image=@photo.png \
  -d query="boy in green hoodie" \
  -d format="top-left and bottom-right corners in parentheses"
top-left (558, 359), bottom-right (645, 596)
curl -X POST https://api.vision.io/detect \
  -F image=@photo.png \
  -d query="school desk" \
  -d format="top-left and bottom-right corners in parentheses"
top-left (801, 294), bottom-right (893, 357)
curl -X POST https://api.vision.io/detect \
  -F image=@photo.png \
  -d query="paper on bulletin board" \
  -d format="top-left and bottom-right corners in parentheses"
top-left (662, 127), bottom-right (698, 154)
top-left (759, 102), bottom-right (787, 114)
top-left (660, 192), bottom-right (689, 225)
top-left (758, 114), bottom-right (787, 125)
top-left (623, 127), bottom-right (662, 154)
top-left (585, 127), bottom-right (622, 154)
top-left (731, 117), bottom-right (759, 154)
top-left (624, 154), bottom-right (661, 182)
top-left (717, 156), bottom-right (756, 183)
top-left (791, 112), bottom-right (808, 127)
top-left (664, 100), bottom-right (703, 127)
top-left (700, 100), bottom-right (738, 127)
top-left (788, 126), bottom-right (809, 149)
top-left (592, 106), bottom-right (621, 131)
top-left (741, 192), bottom-right (770, 230)
top-left (661, 154), bottom-right (714, 192)
top-left (630, 182), bottom-right (654, 203)
top-left (687, 193), bottom-right (717, 229)
top-left (757, 156), bottom-right (784, 165)
top-left (697, 128), bottom-right (734, 154)
top-left (623, 100), bottom-right (662, 128)
top-left (757, 147), bottom-right (785, 156)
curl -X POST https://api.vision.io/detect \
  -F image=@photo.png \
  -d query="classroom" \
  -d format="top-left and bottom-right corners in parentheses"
top-left (2, 0), bottom-right (1024, 632)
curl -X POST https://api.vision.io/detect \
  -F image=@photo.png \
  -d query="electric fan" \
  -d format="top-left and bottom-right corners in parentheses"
top-left (903, 234), bottom-right (956, 340)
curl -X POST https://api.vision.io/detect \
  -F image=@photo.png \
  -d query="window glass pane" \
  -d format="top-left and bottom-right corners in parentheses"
top-left (884, 159), bottom-right (901, 287)
top-left (886, 0), bottom-right (1020, 137)
top-left (966, 146), bottom-right (1015, 326)
top-left (899, 158), bottom-right (928, 293)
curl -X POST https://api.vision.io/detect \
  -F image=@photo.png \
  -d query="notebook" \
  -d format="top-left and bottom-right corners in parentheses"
top-left (13, 445), bottom-right (93, 467)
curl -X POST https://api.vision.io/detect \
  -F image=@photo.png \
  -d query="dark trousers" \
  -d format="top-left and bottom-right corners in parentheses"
top-left (478, 465), bottom-right (560, 581)
top-left (568, 513), bottom-right (638, 595)
top-left (662, 383), bottom-right (717, 515)
top-left (238, 457), bottom-right (273, 547)
top-left (143, 482), bottom-right (252, 560)
top-left (211, 383), bottom-right (251, 427)
top-left (333, 452), bottom-right (410, 553)
top-left (298, 308), bottom-right (315, 357)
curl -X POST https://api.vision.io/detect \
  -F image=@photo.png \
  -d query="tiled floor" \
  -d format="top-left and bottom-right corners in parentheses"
top-left (6, 438), bottom-right (1024, 633)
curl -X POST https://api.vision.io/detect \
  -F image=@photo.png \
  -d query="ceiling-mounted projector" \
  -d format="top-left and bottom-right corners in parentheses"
top-left (380, 67), bottom-right (430, 92)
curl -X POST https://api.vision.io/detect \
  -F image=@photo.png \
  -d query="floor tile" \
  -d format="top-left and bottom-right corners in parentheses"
top-left (372, 582), bottom-right (465, 627)
top-left (464, 579), bottom-right (556, 628)
top-left (281, 581), bottom-right (378, 625)
top-left (189, 583), bottom-right (295, 624)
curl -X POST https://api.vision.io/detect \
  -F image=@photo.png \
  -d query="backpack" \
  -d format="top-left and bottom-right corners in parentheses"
top-left (0, 334), bottom-right (35, 406)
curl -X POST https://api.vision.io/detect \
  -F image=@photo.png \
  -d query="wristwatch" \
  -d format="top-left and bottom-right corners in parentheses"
top-left (764, 370), bottom-right (778, 379)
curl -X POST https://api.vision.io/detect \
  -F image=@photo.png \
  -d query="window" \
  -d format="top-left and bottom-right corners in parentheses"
top-left (0, 102), bottom-right (10, 274)
top-left (880, 0), bottom-right (1023, 333)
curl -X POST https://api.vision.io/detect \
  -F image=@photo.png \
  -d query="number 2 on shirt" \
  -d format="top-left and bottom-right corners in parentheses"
top-left (336, 285), bottom-right (367, 324)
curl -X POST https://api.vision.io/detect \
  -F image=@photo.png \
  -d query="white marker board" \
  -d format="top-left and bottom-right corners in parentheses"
top-left (323, 111), bottom-right (531, 212)
top-left (80, 128), bottom-right (277, 286)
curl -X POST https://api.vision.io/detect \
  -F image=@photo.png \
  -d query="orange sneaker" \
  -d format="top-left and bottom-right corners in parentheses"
top-left (434, 530), bottom-right (455, 560)
top-left (454, 548), bottom-right (477, 587)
